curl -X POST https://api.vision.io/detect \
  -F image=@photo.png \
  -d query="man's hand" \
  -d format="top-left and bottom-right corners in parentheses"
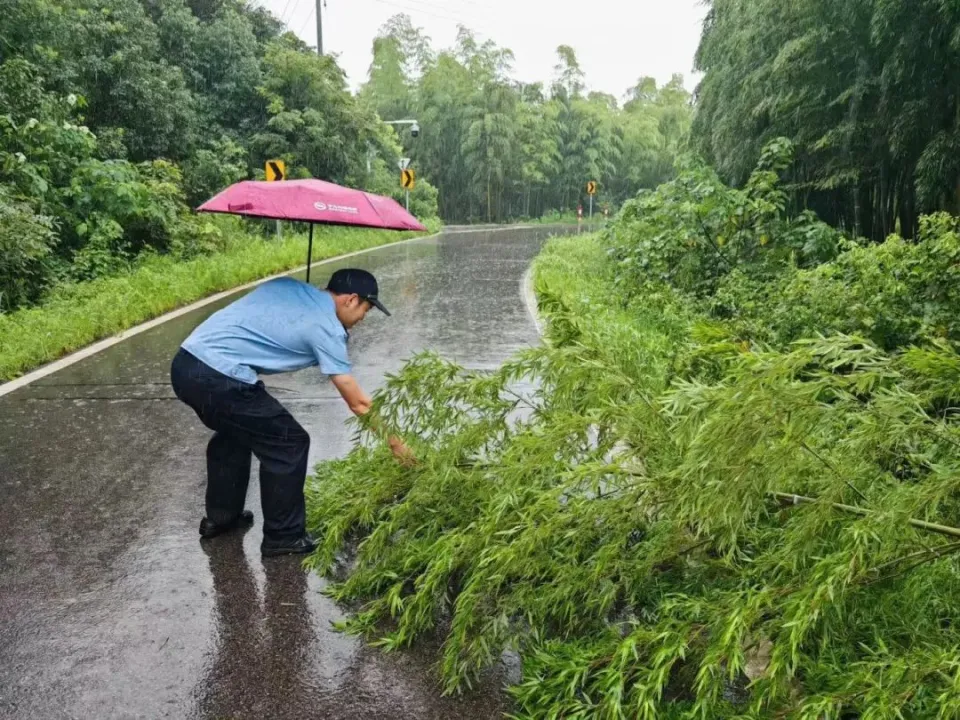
top-left (388, 435), bottom-right (416, 466)
top-left (331, 373), bottom-right (416, 466)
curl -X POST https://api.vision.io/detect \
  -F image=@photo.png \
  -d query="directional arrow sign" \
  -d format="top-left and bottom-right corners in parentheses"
top-left (265, 159), bottom-right (286, 182)
top-left (586, 180), bottom-right (597, 196)
top-left (401, 168), bottom-right (415, 190)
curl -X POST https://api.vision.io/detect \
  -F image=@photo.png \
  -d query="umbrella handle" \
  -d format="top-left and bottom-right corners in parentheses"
top-left (306, 224), bottom-right (314, 284)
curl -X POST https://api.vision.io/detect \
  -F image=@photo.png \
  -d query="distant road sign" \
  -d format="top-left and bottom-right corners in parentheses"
top-left (401, 169), bottom-right (415, 190)
top-left (586, 180), bottom-right (597, 195)
top-left (265, 159), bottom-right (286, 182)
top-left (398, 157), bottom-right (411, 171)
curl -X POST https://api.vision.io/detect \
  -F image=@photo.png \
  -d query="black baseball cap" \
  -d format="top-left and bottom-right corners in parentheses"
top-left (326, 268), bottom-right (391, 316)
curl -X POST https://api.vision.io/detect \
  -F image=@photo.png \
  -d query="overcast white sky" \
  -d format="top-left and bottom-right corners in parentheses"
top-left (258, 0), bottom-right (709, 101)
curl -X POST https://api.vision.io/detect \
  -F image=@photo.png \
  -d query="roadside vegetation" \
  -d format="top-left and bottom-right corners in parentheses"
top-left (305, 140), bottom-right (960, 718)
top-left (529, 209), bottom-right (609, 226)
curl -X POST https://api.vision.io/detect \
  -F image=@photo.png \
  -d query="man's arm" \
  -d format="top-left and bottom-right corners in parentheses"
top-left (330, 374), bottom-right (415, 464)
top-left (330, 373), bottom-right (373, 416)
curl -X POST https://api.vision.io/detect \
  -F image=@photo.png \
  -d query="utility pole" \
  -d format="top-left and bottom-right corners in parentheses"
top-left (316, 0), bottom-right (323, 55)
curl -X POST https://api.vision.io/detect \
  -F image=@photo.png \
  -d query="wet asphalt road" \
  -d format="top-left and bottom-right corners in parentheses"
top-left (0, 226), bottom-right (567, 720)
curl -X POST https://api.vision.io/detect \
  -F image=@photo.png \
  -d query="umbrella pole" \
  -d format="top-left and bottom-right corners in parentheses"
top-left (306, 224), bottom-right (314, 284)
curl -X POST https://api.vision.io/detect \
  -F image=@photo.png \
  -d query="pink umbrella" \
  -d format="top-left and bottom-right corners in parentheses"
top-left (197, 179), bottom-right (427, 283)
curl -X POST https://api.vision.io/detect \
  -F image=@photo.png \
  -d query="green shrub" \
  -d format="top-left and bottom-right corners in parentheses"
top-left (609, 138), bottom-right (960, 354)
top-left (0, 186), bottom-right (56, 310)
top-left (607, 138), bottom-right (843, 302)
top-left (713, 213), bottom-right (960, 351)
top-left (180, 138), bottom-right (248, 209)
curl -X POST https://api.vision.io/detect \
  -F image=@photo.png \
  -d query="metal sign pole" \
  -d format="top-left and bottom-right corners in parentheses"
top-left (400, 159), bottom-right (413, 212)
top-left (265, 160), bottom-right (286, 242)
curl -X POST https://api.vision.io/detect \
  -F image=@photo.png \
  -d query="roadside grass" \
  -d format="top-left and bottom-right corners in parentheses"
top-left (0, 219), bottom-right (439, 382)
top-left (525, 209), bottom-right (607, 225)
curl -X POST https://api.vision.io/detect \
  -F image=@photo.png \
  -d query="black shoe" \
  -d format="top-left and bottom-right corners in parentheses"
top-left (261, 533), bottom-right (318, 557)
top-left (199, 510), bottom-right (255, 539)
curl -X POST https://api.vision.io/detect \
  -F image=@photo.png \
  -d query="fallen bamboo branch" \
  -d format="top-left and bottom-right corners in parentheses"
top-left (772, 492), bottom-right (960, 540)
top-left (865, 541), bottom-right (960, 585)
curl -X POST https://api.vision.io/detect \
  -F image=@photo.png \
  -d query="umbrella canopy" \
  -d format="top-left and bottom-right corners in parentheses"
top-left (196, 178), bottom-right (427, 283)
top-left (196, 179), bottom-right (426, 231)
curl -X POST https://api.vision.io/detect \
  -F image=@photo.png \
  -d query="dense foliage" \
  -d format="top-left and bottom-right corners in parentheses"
top-left (305, 142), bottom-right (960, 718)
top-left (361, 16), bottom-right (692, 223)
top-left (693, 0), bottom-right (960, 242)
top-left (0, 0), bottom-right (435, 311)
top-left (610, 139), bottom-right (960, 353)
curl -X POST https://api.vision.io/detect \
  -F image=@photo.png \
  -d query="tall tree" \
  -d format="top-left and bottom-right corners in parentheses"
top-left (357, 16), bottom-right (691, 223)
top-left (693, 0), bottom-right (960, 241)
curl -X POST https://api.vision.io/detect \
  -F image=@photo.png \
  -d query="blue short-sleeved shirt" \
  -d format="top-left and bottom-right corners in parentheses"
top-left (181, 277), bottom-right (351, 384)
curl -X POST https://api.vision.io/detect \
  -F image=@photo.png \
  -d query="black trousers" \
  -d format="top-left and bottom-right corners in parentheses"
top-left (170, 348), bottom-right (310, 540)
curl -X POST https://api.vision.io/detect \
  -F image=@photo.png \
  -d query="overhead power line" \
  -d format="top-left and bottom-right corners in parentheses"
top-left (297, 4), bottom-right (316, 39)
top-left (386, 0), bottom-right (485, 18)
top-left (279, 0), bottom-right (298, 23)
top-left (368, 0), bottom-right (493, 31)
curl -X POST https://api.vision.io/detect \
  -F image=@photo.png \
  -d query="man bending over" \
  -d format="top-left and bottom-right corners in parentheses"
top-left (170, 268), bottom-right (412, 557)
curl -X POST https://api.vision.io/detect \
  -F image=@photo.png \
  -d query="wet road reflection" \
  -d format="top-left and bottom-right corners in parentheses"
top-left (0, 226), bottom-right (570, 719)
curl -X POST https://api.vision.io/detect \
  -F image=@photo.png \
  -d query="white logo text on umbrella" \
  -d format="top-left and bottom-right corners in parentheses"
top-left (314, 201), bottom-right (358, 215)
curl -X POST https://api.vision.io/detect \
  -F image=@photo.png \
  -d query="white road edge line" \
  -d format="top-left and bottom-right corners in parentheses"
top-left (1, 228), bottom-right (503, 399)
top-left (520, 265), bottom-right (544, 337)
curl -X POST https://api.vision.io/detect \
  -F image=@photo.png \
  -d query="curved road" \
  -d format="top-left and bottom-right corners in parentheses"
top-left (0, 226), bottom-right (565, 720)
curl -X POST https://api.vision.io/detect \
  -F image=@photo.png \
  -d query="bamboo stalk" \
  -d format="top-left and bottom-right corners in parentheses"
top-left (867, 541), bottom-right (960, 580)
top-left (773, 492), bottom-right (960, 540)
